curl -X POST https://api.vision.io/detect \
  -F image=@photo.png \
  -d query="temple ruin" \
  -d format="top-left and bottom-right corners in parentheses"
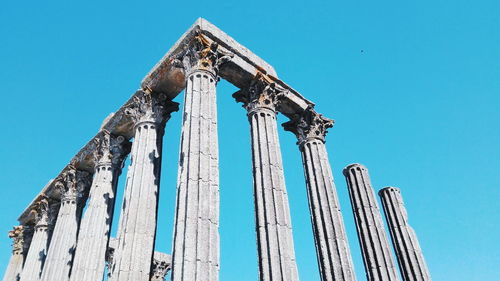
top-left (2, 18), bottom-right (431, 281)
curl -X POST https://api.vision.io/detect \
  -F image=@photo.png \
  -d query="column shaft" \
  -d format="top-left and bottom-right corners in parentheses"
top-left (284, 109), bottom-right (356, 281)
top-left (343, 164), bottom-right (399, 281)
top-left (19, 199), bottom-right (54, 281)
top-left (70, 134), bottom-right (129, 281)
top-left (250, 108), bottom-right (299, 281)
top-left (379, 187), bottom-right (431, 281)
top-left (3, 253), bottom-right (23, 281)
top-left (302, 141), bottom-right (356, 281)
top-left (40, 169), bottom-right (91, 281)
top-left (171, 35), bottom-right (231, 281)
top-left (110, 91), bottom-right (177, 281)
top-left (171, 69), bottom-right (220, 281)
top-left (233, 75), bottom-right (299, 281)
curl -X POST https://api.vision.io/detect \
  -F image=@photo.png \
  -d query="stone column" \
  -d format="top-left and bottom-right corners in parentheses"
top-left (283, 109), bottom-right (356, 281)
top-left (171, 35), bottom-right (231, 281)
top-left (106, 238), bottom-right (171, 281)
top-left (343, 164), bottom-right (399, 281)
top-left (379, 187), bottom-right (431, 281)
top-left (19, 198), bottom-right (57, 281)
top-left (69, 133), bottom-right (130, 281)
top-left (109, 90), bottom-right (178, 281)
top-left (39, 168), bottom-right (91, 281)
top-left (2, 225), bottom-right (32, 281)
top-left (233, 74), bottom-right (299, 281)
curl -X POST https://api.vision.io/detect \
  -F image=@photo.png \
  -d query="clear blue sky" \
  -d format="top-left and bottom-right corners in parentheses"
top-left (0, 1), bottom-right (498, 280)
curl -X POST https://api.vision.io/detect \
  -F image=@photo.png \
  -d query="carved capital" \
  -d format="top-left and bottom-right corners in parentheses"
top-left (124, 91), bottom-right (179, 127)
top-left (233, 73), bottom-right (285, 114)
top-left (175, 33), bottom-right (233, 77)
top-left (54, 167), bottom-right (91, 204)
top-left (150, 253), bottom-right (171, 281)
top-left (93, 132), bottom-right (131, 169)
top-left (283, 108), bottom-right (334, 145)
top-left (8, 226), bottom-right (27, 255)
top-left (30, 198), bottom-right (50, 230)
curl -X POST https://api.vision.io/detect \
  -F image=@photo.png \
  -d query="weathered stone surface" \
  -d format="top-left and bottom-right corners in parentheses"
top-left (343, 164), bottom-right (399, 281)
top-left (171, 38), bottom-right (225, 281)
top-left (233, 75), bottom-right (299, 281)
top-left (284, 108), bottom-right (356, 281)
top-left (109, 91), bottom-right (178, 281)
top-left (141, 18), bottom-right (276, 96)
top-left (105, 239), bottom-right (171, 281)
top-left (379, 187), bottom-right (431, 281)
top-left (151, 252), bottom-right (172, 281)
top-left (69, 133), bottom-right (131, 281)
top-left (39, 168), bottom-right (91, 281)
top-left (2, 226), bottom-right (32, 281)
top-left (19, 198), bottom-right (58, 281)
top-left (140, 18), bottom-right (313, 118)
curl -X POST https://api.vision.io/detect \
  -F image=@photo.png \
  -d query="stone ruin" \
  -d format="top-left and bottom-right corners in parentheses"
top-left (2, 18), bottom-right (431, 281)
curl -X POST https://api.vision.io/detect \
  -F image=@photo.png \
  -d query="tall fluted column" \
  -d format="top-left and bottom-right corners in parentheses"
top-left (109, 90), bottom-right (178, 281)
top-left (69, 133), bottom-right (130, 281)
top-left (379, 187), bottom-right (431, 281)
top-left (40, 168), bottom-right (91, 281)
top-left (233, 74), bottom-right (299, 281)
top-left (171, 34), bottom-right (231, 281)
top-left (20, 198), bottom-right (57, 281)
top-left (3, 226), bottom-right (32, 281)
top-left (343, 164), bottom-right (399, 281)
top-left (283, 109), bottom-right (356, 281)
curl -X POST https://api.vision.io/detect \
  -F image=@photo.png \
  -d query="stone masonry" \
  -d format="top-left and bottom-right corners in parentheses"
top-left (3, 18), bottom-right (431, 281)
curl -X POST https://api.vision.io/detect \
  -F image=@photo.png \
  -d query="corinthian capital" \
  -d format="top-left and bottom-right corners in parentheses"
top-left (233, 72), bottom-right (286, 113)
top-left (175, 33), bottom-right (233, 77)
top-left (124, 90), bottom-right (179, 127)
top-left (8, 226), bottom-right (26, 255)
top-left (92, 132), bottom-right (131, 168)
top-left (30, 198), bottom-right (50, 229)
top-left (283, 108), bottom-right (334, 145)
top-left (54, 167), bottom-right (91, 204)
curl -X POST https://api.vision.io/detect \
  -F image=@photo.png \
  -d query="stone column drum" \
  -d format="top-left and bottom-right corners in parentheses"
top-left (233, 75), bottom-right (299, 281)
top-left (19, 199), bottom-right (57, 281)
top-left (109, 90), bottom-right (178, 281)
top-left (379, 187), bottom-right (431, 281)
top-left (283, 109), bottom-right (356, 281)
top-left (40, 168), bottom-right (91, 281)
top-left (2, 226), bottom-right (32, 281)
top-left (69, 133), bottom-right (130, 281)
top-left (171, 36), bottom-right (231, 281)
top-left (343, 164), bottom-right (399, 281)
